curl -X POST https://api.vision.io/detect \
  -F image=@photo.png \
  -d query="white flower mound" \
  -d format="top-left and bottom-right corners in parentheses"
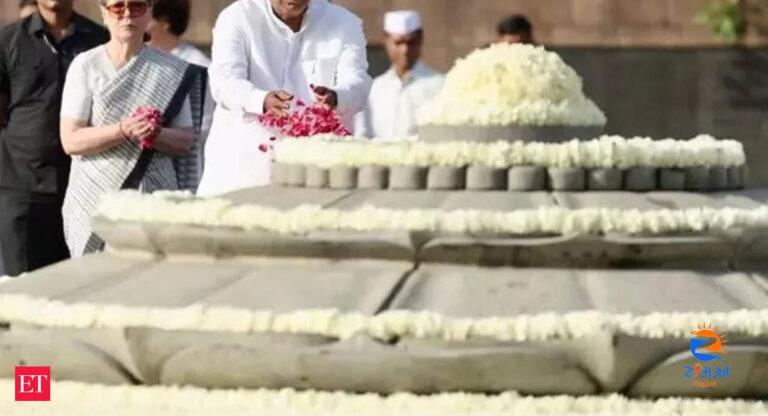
top-left (421, 44), bottom-right (607, 127)
top-left (1, 293), bottom-right (767, 341)
top-left (275, 134), bottom-right (745, 169)
top-left (95, 191), bottom-right (768, 237)
top-left (0, 380), bottom-right (764, 416)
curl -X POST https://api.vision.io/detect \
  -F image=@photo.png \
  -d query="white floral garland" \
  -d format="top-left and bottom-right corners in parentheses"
top-left (0, 293), bottom-right (766, 341)
top-left (275, 135), bottom-right (745, 169)
top-left (95, 191), bottom-right (768, 237)
top-left (0, 380), bottom-right (764, 416)
top-left (419, 44), bottom-right (607, 127)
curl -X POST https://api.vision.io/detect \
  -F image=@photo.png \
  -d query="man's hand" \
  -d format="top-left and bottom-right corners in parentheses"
top-left (311, 84), bottom-right (338, 110)
top-left (264, 90), bottom-right (293, 116)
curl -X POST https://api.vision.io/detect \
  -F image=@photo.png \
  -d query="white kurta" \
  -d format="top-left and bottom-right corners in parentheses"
top-left (355, 62), bottom-right (444, 138)
top-left (198, 0), bottom-right (372, 196)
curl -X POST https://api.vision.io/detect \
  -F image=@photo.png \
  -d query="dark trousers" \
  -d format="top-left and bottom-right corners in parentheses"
top-left (0, 189), bottom-right (69, 276)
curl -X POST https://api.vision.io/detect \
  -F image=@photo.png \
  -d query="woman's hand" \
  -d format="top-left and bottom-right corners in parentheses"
top-left (119, 116), bottom-right (156, 142)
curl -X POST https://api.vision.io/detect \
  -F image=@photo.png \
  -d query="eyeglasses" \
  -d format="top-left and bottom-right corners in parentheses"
top-left (102, 1), bottom-right (151, 19)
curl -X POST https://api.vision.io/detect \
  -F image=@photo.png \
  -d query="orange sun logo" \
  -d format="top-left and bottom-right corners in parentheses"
top-left (690, 322), bottom-right (728, 361)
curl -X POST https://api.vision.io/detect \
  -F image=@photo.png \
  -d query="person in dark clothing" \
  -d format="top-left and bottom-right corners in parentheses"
top-left (497, 15), bottom-right (534, 45)
top-left (0, 0), bottom-right (109, 276)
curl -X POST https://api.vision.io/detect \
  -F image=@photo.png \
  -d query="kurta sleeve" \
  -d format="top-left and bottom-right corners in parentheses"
top-left (208, 7), bottom-right (269, 116)
top-left (333, 16), bottom-right (372, 119)
top-left (353, 104), bottom-right (372, 138)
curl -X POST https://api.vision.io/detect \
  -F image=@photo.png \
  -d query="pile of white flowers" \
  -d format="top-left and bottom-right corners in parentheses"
top-left (0, 380), bottom-right (764, 416)
top-left (0, 293), bottom-right (766, 341)
top-left (95, 191), bottom-right (768, 237)
top-left (275, 134), bottom-right (745, 169)
top-left (419, 44), bottom-right (607, 126)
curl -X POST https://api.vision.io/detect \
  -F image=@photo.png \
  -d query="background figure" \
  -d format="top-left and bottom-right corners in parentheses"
top-left (147, 0), bottom-right (215, 178)
top-left (0, 0), bottom-right (108, 276)
top-left (18, 0), bottom-right (37, 19)
top-left (497, 14), bottom-right (534, 45)
top-left (355, 10), bottom-right (444, 138)
top-left (197, 0), bottom-right (371, 196)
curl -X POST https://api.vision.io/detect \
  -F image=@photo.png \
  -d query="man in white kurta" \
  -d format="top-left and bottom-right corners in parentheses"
top-left (355, 11), bottom-right (444, 138)
top-left (198, 0), bottom-right (372, 196)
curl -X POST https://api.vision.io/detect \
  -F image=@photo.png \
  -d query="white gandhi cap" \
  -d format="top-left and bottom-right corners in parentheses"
top-left (384, 10), bottom-right (422, 35)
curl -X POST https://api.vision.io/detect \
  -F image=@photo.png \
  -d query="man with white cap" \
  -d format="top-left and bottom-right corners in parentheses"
top-left (198, 0), bottom-right (372, 196)
top-left (355, 10), bottom-right (444, 138)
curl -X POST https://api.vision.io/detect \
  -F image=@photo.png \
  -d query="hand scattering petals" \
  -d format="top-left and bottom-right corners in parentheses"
top-left (258, 98), bottom-right (351, 140)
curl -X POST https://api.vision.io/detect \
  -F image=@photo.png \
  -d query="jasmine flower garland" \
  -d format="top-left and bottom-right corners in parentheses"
top-left (0, 380), bottom-right (764, 416)
top-left (273, 135), bottom-right (745, 169)
top-left (95, 191), bottom-right (768, 237)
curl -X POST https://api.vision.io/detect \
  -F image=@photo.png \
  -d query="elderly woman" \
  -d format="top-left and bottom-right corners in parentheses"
top-left (60, 0), bottom-right (206, 256)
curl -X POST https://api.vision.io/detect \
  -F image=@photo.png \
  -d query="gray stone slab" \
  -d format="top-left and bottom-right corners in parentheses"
top-left (553, 190), bottom-right (766, 211)
top-left (159, 334), bottom-right (597, 395)
top-left (389, 265), bottom-right (591, 317)
top-left (4, 257), bottom-right (411, 314)
top-left (227, 187), bottom-right (768, 212)
top-left (601, 233), bottom-right (737, 268)
top-left (643, 191), bottom-right (766, 210)
top-left (737, 187), bottom-right (768, 203)
top-left (199, 259), bottom-right (412, 314)
top-left (0, 253), bottom-right (154, 300)
top-left (127, 329), bottom-right (333, 384)
top-left (95, 217), bottom-right (418, 261)
top-left (440, 191), bottom-right (557, 211)
top-left (552, 192), bottom-right (668, 210)
top-left (389, 265), bottom-right (768, 317)
top-left (330, 189), bottom-right (554, 212)
top-left (0, 331), bottom-right (132, 385)
top-left (326, 190), bottom-right (453, 210)
top-left (4, 324), bottom-right (145, 382)
top-left (580, 270), bottom-right (768, 313)
top-left (419, 235), bottom-right (608, 267)
top-left (629, 346), bottom-right (768, 398)
top-left (225, 187), bottom-right (353, 208)
top-left (67, 259), bottom-right (250, 307)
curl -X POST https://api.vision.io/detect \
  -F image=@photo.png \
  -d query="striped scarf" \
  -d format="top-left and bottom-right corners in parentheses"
top-left (62, 47), bottom-right (206, 257)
